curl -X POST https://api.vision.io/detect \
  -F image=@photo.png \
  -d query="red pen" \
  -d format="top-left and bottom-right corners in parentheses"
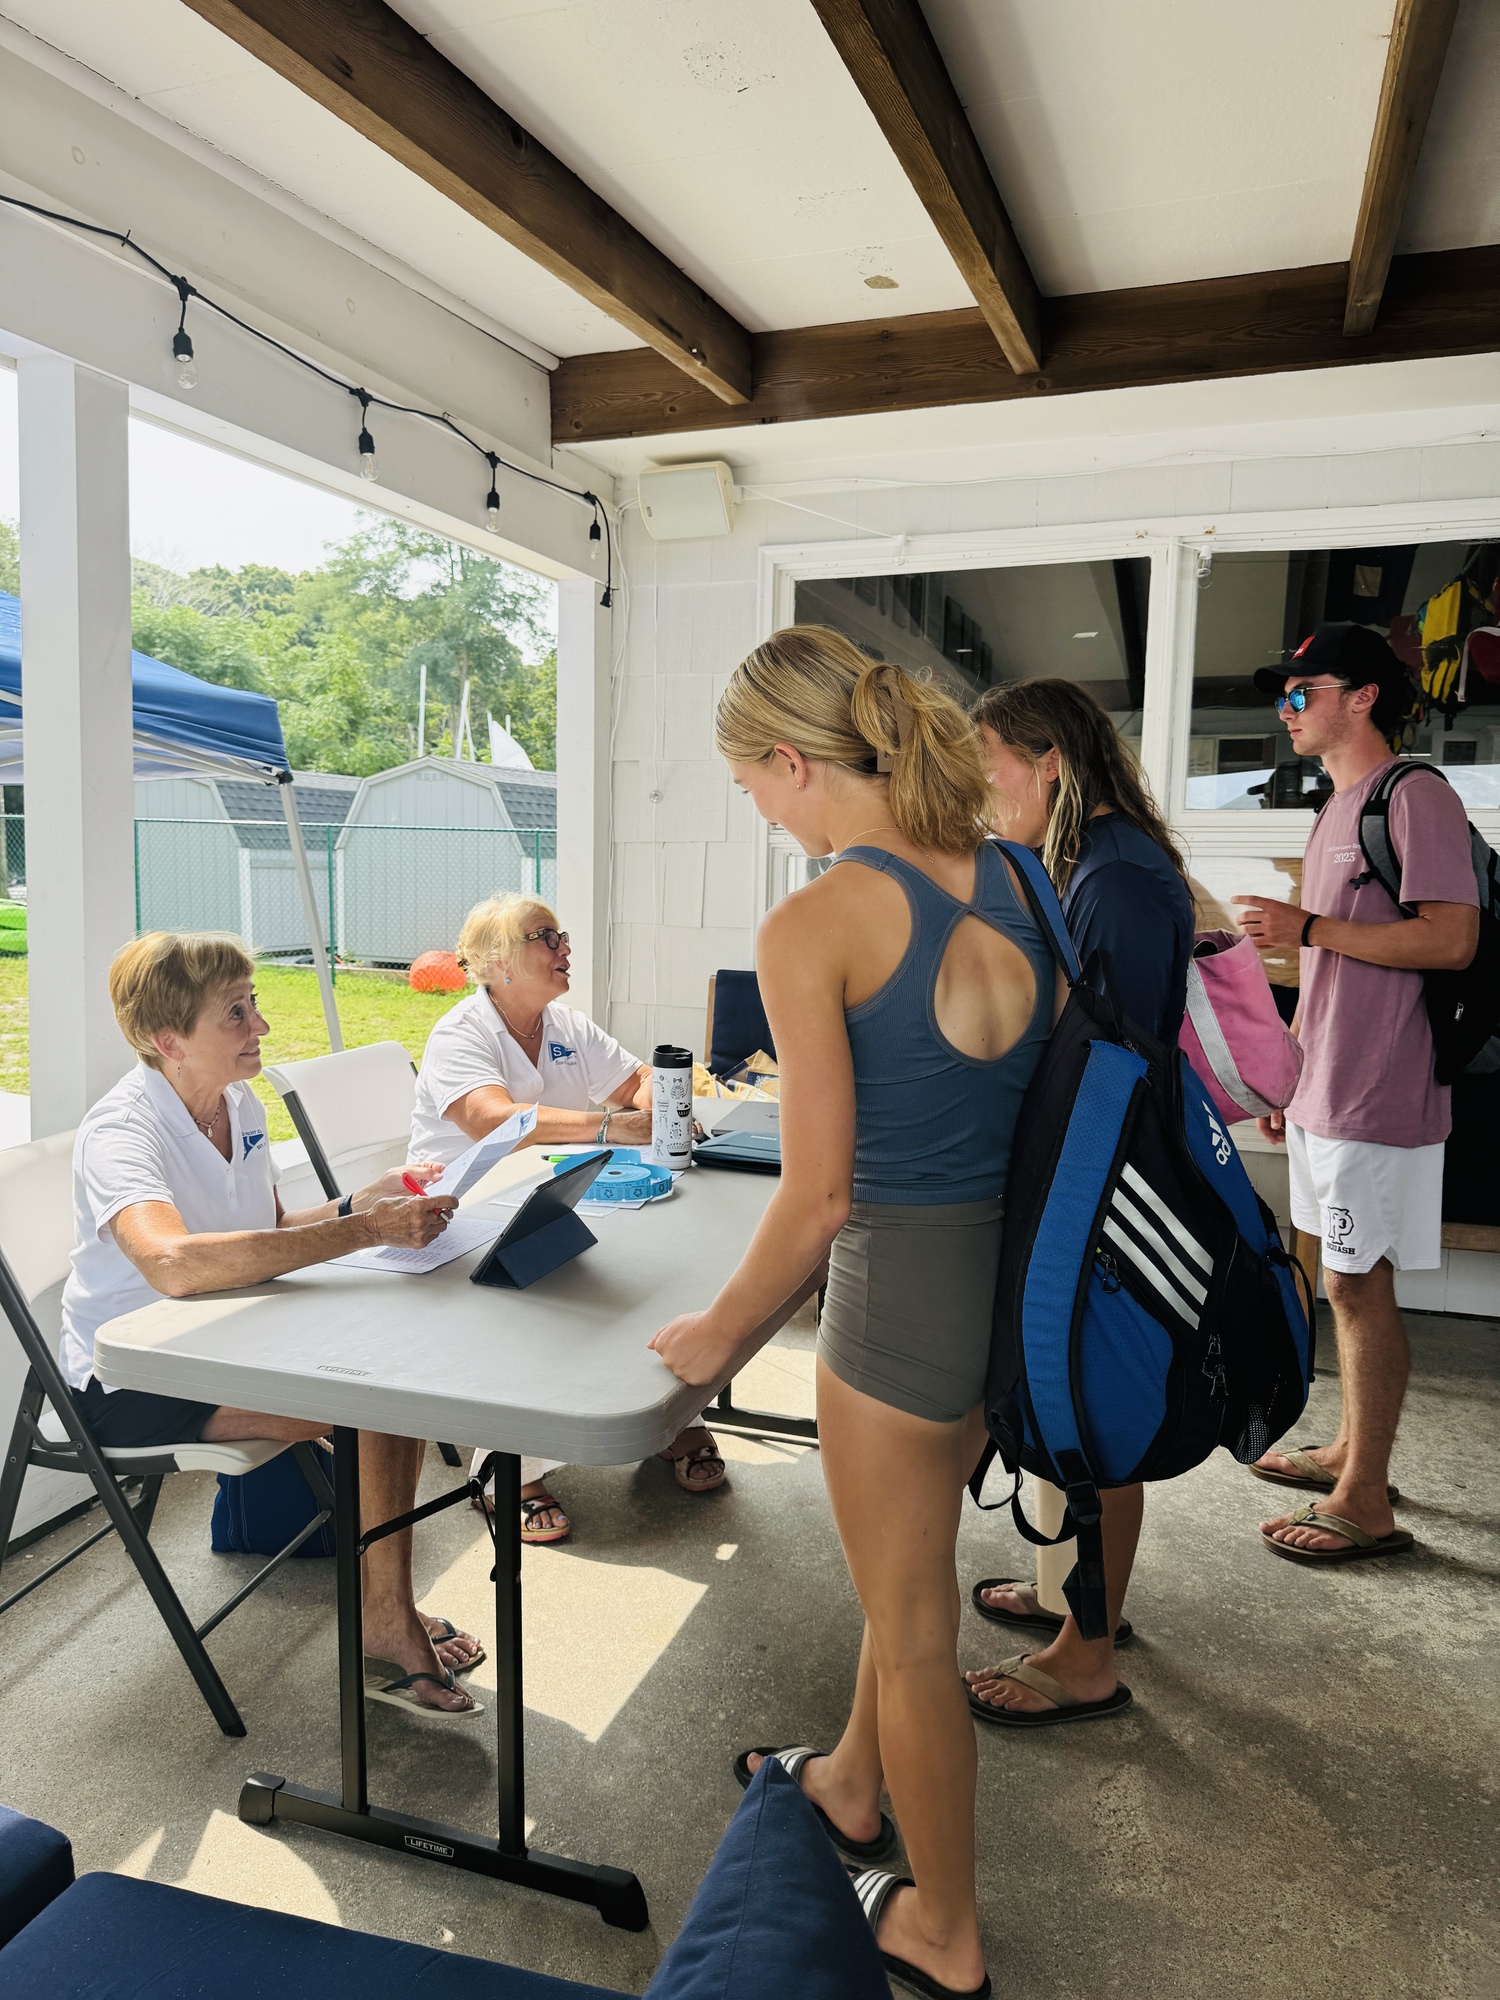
top-left (401, 1171), bottom-right (425, 1196)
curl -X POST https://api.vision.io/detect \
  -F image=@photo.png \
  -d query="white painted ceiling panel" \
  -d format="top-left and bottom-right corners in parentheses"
top-left (2, 0), bottom-right (1494, 380)
top-left (921, 0), bottom-right (1396, 293)
top-left (1401, 0), bottom-right (1500, 253)
top-left (0, 0), bottom-right (634, 355)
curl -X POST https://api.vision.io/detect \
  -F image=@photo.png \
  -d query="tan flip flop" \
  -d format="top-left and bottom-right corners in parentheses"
top-left (657, 1429), bottom-right (727, 1494)
top-left (363, 1662), bottom-right (484, 1721)
top-left (966, 1653), bottom-right (1133, 1729)
top-left (1261, 1504), bottom-right (1415, 1565)
top-left (1250, 1445), bottom-right (1399, 1504)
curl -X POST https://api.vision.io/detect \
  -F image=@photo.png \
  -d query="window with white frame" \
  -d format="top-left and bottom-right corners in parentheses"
top-left (1187, 540), bottom-right (1500, 813)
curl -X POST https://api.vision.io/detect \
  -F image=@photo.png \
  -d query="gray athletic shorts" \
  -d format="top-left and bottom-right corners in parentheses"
top-left (818, 1197), bottom-right (1004, 1424)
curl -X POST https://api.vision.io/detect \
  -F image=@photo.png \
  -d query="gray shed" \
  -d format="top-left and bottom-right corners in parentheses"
top-left (133, 773), bottom-right (359, 954)
top-left (334, 757), bottom-right (557, 965)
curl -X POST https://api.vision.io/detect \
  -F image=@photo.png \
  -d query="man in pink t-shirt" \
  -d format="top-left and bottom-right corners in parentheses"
top-left (1232, 625), bottom-right (1478, 1568)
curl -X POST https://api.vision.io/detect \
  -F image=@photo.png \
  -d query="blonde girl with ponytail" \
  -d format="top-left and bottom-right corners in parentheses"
top-left (650, 625), bottom-right (1065, 2000)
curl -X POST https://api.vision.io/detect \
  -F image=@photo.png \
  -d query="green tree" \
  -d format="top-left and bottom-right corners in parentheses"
top-left (130, 597), bottom-right (265, 690)
top-left (0, 520), bottom-right (18, 596)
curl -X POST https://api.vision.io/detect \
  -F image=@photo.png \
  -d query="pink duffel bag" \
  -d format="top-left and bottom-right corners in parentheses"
top-left (1178, 929), bottom-right (1303, 1126)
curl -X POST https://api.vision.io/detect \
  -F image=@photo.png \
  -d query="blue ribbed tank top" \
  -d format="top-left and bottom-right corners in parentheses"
top-left (836, 842), bottom-right (1055, 1205)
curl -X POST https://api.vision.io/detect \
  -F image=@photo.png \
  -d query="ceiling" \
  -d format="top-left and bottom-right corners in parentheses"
top-left (5, 0), bottom-right (1496, 367)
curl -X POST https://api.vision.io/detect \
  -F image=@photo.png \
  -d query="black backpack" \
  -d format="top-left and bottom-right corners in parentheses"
top-left (970, 844), bottom-right (1314, 1641)
top-left (1352, 762), bottom-right (1500, 1080)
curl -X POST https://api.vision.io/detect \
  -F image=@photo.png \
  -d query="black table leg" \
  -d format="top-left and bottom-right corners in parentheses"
top-left (239, 1438), bottom-right (648, 1931)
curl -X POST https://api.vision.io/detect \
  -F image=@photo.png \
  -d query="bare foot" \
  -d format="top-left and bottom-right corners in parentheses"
top-left (365, 1610), bottom-right (478, 1713)
top-left (965, 1637), bottom-right (1117, 1714)
top-left (875, 1883), bottom-right (986, 1995)
top-left (977, 1580), bottom-right (1039, 1618)
top-left (744, 1750), bottom-right (884, 1848)
top-left (420, 1614), bottom-right (482, 1670)
top-left (1261, 1477), bottom-right (1395, 1552)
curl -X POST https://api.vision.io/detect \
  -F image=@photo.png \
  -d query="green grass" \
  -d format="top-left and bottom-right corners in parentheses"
top-left (0, 959), bottom-right (465, 1142)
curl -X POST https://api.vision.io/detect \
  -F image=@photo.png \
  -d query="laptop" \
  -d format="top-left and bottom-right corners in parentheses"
top-left (709, 1098), bottom-right (779, 1137)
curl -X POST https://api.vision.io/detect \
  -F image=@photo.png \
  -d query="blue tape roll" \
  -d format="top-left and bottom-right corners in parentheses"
top-left (554, 1156), bottom-right (673, 1202)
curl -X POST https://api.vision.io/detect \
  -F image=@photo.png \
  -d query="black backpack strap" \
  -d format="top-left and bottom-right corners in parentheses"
top-left (1354, 761), bottom-right (1449, 915)
top-left (991, 838), bottom-right (1081, 981)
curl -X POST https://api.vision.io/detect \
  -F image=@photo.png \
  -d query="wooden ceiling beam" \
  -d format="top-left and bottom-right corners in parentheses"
top-left (551, 244), bottom-right (1500, 443)
top-left (181, 0), bottom-right (752, 404)
top-left (1345, 0), bottom-right (1460, 336)
top-left (809, 0), bottom-right (1041, 373)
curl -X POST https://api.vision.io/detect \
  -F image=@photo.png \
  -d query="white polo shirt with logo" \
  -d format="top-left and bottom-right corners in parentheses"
top-left (409, 992), bottom-right (642, 1165)
top-left (60, 1065), bottom-right (279, 1392)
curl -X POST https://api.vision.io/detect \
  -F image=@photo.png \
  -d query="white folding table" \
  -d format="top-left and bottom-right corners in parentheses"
top-left (95, 1155), bottom-right (777, 1931)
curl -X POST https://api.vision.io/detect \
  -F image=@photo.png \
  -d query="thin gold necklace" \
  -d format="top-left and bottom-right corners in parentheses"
top-left (494, 994), bottom-right (544, 1041)
top-left (843, 823), bottom-right (900, 845)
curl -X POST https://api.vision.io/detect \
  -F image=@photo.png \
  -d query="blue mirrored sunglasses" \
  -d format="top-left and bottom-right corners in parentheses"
top-left (1274, 681), bottom-right (1343, 714)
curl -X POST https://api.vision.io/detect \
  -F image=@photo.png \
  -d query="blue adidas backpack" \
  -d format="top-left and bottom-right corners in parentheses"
top-left (973, 842), bottom-right (1315, 1639)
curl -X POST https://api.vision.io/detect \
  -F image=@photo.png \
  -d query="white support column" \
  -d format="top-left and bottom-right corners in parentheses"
top-left (555, 578), bottom-right (612, 1026)
top-left (18, 356), bottom-right (136, 1137)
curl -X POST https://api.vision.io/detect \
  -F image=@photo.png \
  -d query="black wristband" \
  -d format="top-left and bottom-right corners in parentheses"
top-left (337, 1193), bottom-right (354, 1218)
top-left (1300, 913), bottom-right (1318, 948)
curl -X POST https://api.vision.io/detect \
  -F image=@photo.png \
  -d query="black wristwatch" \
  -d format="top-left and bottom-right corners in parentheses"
top-left (337, 1193), bottom-right (354, 1218)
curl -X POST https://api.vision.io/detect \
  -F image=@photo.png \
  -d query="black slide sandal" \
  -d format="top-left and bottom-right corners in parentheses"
top-left (733, 1746), bottom-right (896, 1862)
top-left (847, 1866), bottom-right (992, 1999)
top-left (971, 1576), bottom-right (1134, 1647)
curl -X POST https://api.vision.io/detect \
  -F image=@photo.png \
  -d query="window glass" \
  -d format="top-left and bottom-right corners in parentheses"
top-left (795, 559), bottom-right (1151, 753)
top-left (1187, 541), bottom-right (1500, 811)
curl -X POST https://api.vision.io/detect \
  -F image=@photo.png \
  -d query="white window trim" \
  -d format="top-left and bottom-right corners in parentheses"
top-left (753, 495), bottom-right (1500, 921)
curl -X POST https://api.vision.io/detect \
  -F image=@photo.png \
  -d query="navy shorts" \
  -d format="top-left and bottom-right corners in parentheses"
top-left (77, 1376), bottom-right (218, 1449)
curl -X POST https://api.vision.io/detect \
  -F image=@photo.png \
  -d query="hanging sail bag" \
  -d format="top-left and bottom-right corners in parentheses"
top-left (1178, 929), bottom-right (1303, 1126)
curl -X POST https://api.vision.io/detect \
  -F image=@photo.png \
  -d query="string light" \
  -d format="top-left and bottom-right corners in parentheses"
top-left (354, 390), bottom-right (379, 480)
top-left (0, 192), bottom-right (615, 608)
top-left (171, 276), bottom-right (197, 390)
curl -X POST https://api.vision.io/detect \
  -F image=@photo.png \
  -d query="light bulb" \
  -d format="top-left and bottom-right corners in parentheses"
top-left (171, 329), bottom-right (197, 391)
top-left (357, 428), bottom-right (378, 480)
top-left (486, 488), bottom-right (500, 531)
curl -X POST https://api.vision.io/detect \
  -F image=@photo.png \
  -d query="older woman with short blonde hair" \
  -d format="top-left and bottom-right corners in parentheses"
top-left (60, 931), bottom-right (482, 1719)
top-left (410, 893), bottom-right (726, 1543)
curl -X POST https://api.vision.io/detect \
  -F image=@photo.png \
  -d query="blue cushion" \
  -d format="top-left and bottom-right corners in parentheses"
top-left (645, 1758), bottom-right (887, 1999)
top-left (0, 1803), bottom-right (74, 1948)
top-left (0, 1873), bottom-right (623, 1998)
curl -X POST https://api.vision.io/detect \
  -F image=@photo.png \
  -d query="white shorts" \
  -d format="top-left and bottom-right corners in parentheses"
top-left (1286, 1123), bottom-right (1444, 1275)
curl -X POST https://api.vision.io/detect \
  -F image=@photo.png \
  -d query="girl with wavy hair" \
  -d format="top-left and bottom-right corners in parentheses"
top-left (651, 627), bottom-right (1063, 1999)
top-left (962, 677), bottom-right (1193, 1731)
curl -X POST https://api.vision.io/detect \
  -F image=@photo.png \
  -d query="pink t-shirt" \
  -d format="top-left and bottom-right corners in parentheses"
top-left (1289, 759), bottom-right (1478, 1147)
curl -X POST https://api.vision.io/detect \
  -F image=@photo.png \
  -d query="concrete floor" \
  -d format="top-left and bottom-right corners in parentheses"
top-left (1, 1306), bottom-right (1497, 1999)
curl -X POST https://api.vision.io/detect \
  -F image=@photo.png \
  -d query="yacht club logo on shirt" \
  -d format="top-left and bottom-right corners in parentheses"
top-left (242, 1131), bottom-right (264, 1160)
top-left (548, 1042), bottom-right (576, 1061)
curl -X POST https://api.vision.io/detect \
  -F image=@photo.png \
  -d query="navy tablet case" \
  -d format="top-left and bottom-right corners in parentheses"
top-left (470, 1149), bottom-right (610, 1289)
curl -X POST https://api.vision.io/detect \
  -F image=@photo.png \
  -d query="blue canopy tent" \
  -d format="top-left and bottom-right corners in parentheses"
top-left (0, 592), bottom-right (341, 1046)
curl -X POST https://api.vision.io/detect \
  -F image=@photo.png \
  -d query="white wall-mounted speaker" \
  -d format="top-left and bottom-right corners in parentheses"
top-left (637, 460), bottom-right (737, 540)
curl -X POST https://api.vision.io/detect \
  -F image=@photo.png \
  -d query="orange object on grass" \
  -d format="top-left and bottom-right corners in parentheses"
top-left (409, 950), bottom-right (466, 993)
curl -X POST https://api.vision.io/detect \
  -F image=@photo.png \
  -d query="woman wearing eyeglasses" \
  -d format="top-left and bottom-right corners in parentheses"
top-left (410, 893), bottom-right (726, 1540)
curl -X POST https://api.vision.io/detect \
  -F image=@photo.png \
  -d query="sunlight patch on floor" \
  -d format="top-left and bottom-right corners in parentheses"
top-left (732, 1343), bottom-right (817, 1420)
top-left (174, 1809), bottom-right (342, 1923)
top-left (420, 1531), bottom-right (706, 1743)
top-left (112, 1826), bottom-right (165, 1878)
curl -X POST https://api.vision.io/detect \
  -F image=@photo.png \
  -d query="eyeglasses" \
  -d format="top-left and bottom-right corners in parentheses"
top-left (1274, 681), bottom-right (1344, 714)
top-left (524, 927), bottom-right (569, 952)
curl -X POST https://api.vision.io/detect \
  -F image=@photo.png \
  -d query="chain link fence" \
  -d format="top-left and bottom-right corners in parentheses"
top-left (0, 814), bottom-right (557, 969)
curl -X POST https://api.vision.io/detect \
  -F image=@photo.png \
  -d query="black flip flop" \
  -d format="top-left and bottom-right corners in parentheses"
top-left (734, 1746), bottom-right (896, 1862)
top-left (427, 1617), bottom-right (486, 1674)
top-left (847, 1866), bottom-right (991, 1999)
top-left (966, 1653), bottom-right (1133, 1729)
top-left (971, 1577), bottom-right (1134, 1648)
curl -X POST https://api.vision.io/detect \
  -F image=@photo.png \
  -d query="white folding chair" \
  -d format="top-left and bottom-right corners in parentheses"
top-left (263, 1045), bottom-right (464, 1470)
top-left (0, 1132), bottom-right (334, 1737)
top-left (263, 1042), bottom-right (418, 1200)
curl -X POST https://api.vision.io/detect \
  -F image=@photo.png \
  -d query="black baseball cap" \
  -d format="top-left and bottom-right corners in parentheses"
top-left (1252, 623), bottom-right (1410, 701)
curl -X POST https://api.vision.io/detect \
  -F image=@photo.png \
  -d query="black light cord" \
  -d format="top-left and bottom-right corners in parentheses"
top-left (1, 192), bottom-right (613, 607)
